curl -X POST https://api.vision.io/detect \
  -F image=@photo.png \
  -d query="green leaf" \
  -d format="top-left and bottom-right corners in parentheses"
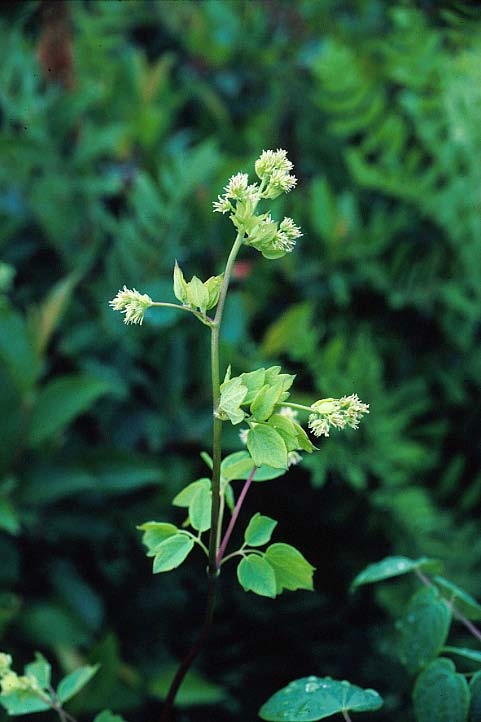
top-left (218, 377), bottom-right (248, 425)
top-left (0, 689), bottom-right (51, 716)
top-left (186, 276), bottom-right (209, 314)
top-left (351, 556), bottom-right (443, 590)
top-left (204, 274), bottom-right (224, 309)
top-left (0, 498), bottom-right (20, 535)
top-left (220, 451), bottom-right (284, 482)
top-left (413, 658), bottom-right (470, 722)
top-left (57, 664), bottom-right (99, 703)
top-left (152, 534), bottom-right (194, 573)
top-left (244, 513), bottom-right (277, 547)
top-left (172, 479), bottom-right (209, 507)
top-left (444, 647), bottom-right (481, 665)
top-left (237, 555), bottom-right (276, 598)
top-left (250, 381), bottom-right (284, 422)
top-left (434, 576), bottom-right (481, 620)
top-left (240, 368), bottom-right (266, 404)
top-left (265, 543), bottom-right (315, 594)
top-left (259, 676), bottom-right (383, 721)
top-left (173, 260), bottom-right (188, 305)
top-left (149, 664), bottom-right (227, 706)
top-left (25, 653), bottom-right (51, 689)
top-left (28, 375), bottom-right (111, 447)
top-left (189, 481), bottom-right (211, 532)
top-left (470, 671), bottom-right (481, 722)
top-left (268, 414), bottom-right (316, 453)
top-left (399, 587), bottom-right (451, 673)
top-left (137, 522), bottom-right (178, 557)
top-left (93, 712), bottom-right (129, 722)
top-left (0, 306), bottom-right (39, 394)
top-left (247, 426), bottom-right (288, 470)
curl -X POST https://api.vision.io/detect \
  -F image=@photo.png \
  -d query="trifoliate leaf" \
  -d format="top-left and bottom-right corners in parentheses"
top-left (265, 543), bottom-right (315, 594)
top-left (137, 522), bottom-right (178, 557)
top-left (247, 425), bottom-right (288, 469)
top-left (173, 261), bottom-right (188, 305)
top-left (244, 513), bottom-right (277, 547)
top-left (218, 377), bottom-right (248, 425)
top-left (57, 664), bottom-right (99, 702)
top-left (399, 587), bottom-right (451, 673)
top-left (413, 658), bottom-right (470, 722)
top-left (237, 555), bottom-right (276, 598)
top-left (152, 534), bottom-right (194, 573)
top-left (351, 556), bottom-right (443, 590)
top-left (259, 676), bottom-right (383, 721)
top-left (434, 576), bottom-right (481, 620)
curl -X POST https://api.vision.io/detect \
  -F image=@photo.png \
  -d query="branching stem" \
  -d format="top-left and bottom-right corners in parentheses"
top-left (150, 301), bottom-right (213, 326)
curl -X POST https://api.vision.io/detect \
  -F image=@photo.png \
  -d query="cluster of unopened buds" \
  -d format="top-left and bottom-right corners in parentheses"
top-left (0, 654), bottom-right (40, 697)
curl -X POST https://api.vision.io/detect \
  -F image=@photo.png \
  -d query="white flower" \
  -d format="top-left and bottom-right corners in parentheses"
top-left (287, 451), bottom-right (302, 467)
top-left (280, 217), bottom-right (302, 241)
top-left (109, 286), bottom-right (153, 325)
top-left (308, 394), bottom-right (369, 438)
top-left (255, 149), bottom-right (293, 178)
top-left (224, 172), bottom-right (249, 199)
top-left (239, 428), bottom-right (248, 445)
top-left (212, 195), bottom-right (232, 214)
top-left (278, 406), bottom-right (298, 421)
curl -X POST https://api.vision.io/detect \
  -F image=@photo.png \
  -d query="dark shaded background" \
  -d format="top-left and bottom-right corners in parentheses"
top-left (1, 0), bottom-right (481, 720)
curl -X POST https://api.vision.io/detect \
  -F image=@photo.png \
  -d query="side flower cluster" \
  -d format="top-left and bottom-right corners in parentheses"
top-left (308, 394), bottom-right (370, 438)
top-left (109, 286), bottom-right (153, 325)
top-left (213, 149), bottom-right (302, 260)
top-left (0, 653), bottom-right (40, 697)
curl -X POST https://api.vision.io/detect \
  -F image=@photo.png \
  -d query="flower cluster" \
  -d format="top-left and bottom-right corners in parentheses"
top-left (0, 653), bottom-right (40, 697)
top-left (213, 149), bottom-right (302, 260)
top-left (308, 394), bottom-right (369, 438)
top-left (109, 286), bottom-right (153, 325)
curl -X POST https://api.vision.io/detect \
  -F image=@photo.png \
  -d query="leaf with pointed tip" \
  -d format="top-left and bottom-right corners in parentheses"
top-left (237, 555), bottom-right (276, 598)
top-left (434, 576), bottom-right (481, 620)
top-left (247, 425), bottom-right (287, 470)
top-left (413, 658), bottom-right (470, 722)
top-left (250, 381), bottom-right (285, 422)
top-left (399, 587), bottom-right (451, 673)
top-left (259, 676), bottom-right (383, 721)
top-left (186, 276), bottom-right (209, 314)
top-left (240, 368), bottom-right (266, 404)
top-left (57, 664), bottom-right (99, 702)
top-left (265, 543), bottom-right (315, 594)
top-left (152, 534), bottom-right (194, 573)
top-left (25, 652), bottom-right (51, 689)
top-left (173, 261), bottom-right (188, 305)
top-left (137, 522), bottom-right (178, 557)
top-left (351, 556), bottom-right (443, 590)
top-left (244, 513), bottom-right (277, 547)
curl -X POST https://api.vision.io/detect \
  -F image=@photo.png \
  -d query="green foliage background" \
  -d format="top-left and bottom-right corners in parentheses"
top-left (1, 0), bottom-right (481, 720)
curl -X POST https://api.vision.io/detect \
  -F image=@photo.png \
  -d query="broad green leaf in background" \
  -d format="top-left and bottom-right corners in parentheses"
top-left (413, 658), bottom-right (470, 722)
top-left (443, 647), bottom-right (481, 665)
top-left (470, 671), bottom-right (481, 722)
top-left (265, 543), bottom-right (315, 594)
top-left (434, 576), bottom-right (481, 620)
top-left (28, 375), bottom-right (112, 447)
top-left (247, 426), bottom-right (288, 470)
top-left (0, 306), bottom-right (39, 394)
top-left (351, 556), bottom-right (443, 590)
top-left (398, 586), bottom-right (451, 673)
top-left (244, 513), bottom-right (277, 547)
top-left (237, 555), bottom-right (276, 598)
top-left (57, 664), bottom-right (99, 703)
top-left (152, 534), bottom-right (194, 573)
top-left (259, 676), bottom-right (383, 721)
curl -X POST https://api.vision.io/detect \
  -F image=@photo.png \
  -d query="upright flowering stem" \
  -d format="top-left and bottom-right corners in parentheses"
top-left (160, 232), bottom-right (244, 721)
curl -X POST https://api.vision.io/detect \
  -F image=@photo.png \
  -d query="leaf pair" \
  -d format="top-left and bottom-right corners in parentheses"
top-left (237, 540), bottom-right (315, 599)
top-left (137, 522), bottom-right (195, 573)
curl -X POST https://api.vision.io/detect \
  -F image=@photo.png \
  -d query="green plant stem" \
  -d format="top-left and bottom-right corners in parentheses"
top-left (275, 401), bottom-right (313, 413)
top-left (160, 231), bottom-right (244, 721)
top-left (151, 301), bottom-right (213, 326)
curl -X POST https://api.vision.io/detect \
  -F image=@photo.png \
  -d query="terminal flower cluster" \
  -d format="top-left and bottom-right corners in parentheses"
top-left (308, 394), bottom-right (370, 438)
top-left (109, 286), bottom-right (153, 325)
